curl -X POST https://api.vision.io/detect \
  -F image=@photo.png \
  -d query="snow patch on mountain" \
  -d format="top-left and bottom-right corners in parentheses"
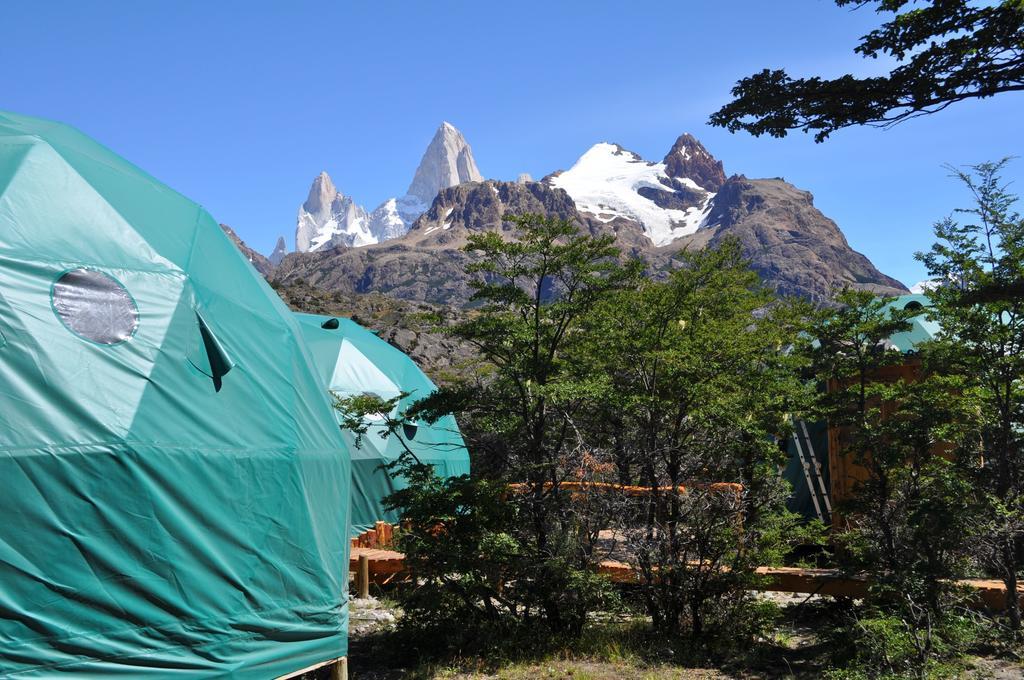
top-left (367, 198), bottom-right (409, 242)
top-left (550, 143), bottom-right (714, 246)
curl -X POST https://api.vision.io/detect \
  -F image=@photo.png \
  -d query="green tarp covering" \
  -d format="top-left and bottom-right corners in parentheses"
top-left (294, 313), bottom-right (470, 535)
top-left (0, 111), bottom-right (350, 677)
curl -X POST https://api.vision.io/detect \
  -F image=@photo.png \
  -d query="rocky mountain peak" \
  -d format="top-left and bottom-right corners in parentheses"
top-left (304, 171), bottom-right (337, 211)
top-left (405, 121), bottom-right (483, 205)
top-left (295, 171), bottom-right (372, 252)
top-left (663, 133), bottom-right (726, 192)
top-left (268, 236), bottom-right (288, 267)
top-left (548, 142), bottom-right (714, 246)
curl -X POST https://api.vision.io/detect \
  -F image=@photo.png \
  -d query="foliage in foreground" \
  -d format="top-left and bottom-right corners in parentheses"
top-left (800, 160), bottom-right (1024, 677)
top-left (711, 0), bottom-right (1024, 141)
top-left (344, 162), bottom-right (1024, 674)
top-left (383, 453), bottom-right (616, 656)
top-left (585, 242), bottom-right (816, 649)
top-left (918, 159), bottom-right (1024, 633)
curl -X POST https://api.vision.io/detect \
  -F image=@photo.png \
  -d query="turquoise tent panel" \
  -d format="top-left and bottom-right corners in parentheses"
top-left (294, 313), bottom-right (470, 534)
top-left (882, 294), bottom-right (940, 353)
top-left (0, 111), bottom-right (349, 677)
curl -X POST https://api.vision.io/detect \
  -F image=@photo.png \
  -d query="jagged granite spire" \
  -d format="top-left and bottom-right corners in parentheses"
top-left (295, 123), bottom-right (485, 251)
top-left (268, 236), bottom-right (287, 266)
top-left (405, 122), bottom-right (483, 205)
top-left (295, 171), bottom-right (372, 252)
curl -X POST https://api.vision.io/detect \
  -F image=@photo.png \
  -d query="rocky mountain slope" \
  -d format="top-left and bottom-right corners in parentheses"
top-left (293, 122), bottom-right (482, 253)
top-left (271, 133), bottom-right (906, 304)
top-left (221, 224), bottom-right (274, 276)
top-left (272, 280), bottom-right (474, 383)
top-left (681, 175), bottom-right (906, 299)
top-left (274, 180), bottom-right (582, 304)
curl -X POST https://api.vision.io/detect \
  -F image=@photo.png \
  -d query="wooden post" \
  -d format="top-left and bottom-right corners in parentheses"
top-left (357, 553), bottom-right (370, 599)
top-left (329, 657), bottom-right (348, 680)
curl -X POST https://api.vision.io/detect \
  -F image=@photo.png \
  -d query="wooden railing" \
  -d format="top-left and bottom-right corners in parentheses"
top-left (504, 480), bottom-right (743, 497)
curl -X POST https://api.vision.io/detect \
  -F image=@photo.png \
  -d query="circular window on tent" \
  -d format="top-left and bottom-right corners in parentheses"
top-left (51, 269), bottom-right (139, 345)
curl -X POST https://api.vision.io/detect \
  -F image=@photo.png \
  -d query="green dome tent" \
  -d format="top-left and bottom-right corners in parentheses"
top-left (294, 313), bottom-right (470, 534)
top-left (0, 112), bottom-right (350, 677)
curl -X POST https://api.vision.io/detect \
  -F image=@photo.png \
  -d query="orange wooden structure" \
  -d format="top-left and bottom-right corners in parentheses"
top-left (504, 480), bottom-right (744, 497)
top-left (504, 481), bottom-right (745, 524)
top-left (825, 359), bottom-right (941, 525)
top-left (348, 545), bottom-right (1024, 611)
top-left (351, 520), bottom-right (396, 549)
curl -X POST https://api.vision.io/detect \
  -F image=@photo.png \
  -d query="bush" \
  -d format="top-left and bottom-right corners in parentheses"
top-left (383, 454), bottom-right (618, 657)
top-left (819, 606), bottom-right (987, 680)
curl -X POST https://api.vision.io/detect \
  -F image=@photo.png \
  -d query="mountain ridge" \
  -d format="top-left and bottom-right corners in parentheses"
top-left (293, 122), bottom-right (482, 253)
top-left (256, 128), bottom-right (906, 304)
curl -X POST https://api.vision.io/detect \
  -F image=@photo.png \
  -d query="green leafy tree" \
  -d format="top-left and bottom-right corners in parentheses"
top-left (394, 213), bottom-right (636, 638)
top-left (380, 454), bottom-right (526, 651)
top-left (806, 289), bottom-right (984, 675)
top-left (710, 0), bottom-right (1024, 141)
top-left (585, 242), bottom-right (813, 649)
top-left (917, 159), bottom-right (1024, 631)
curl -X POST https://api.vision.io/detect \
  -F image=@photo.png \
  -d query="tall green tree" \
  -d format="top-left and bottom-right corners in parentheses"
top-left (435, 213), bottom-right (636, 634)
top-left (802, 288), bottom-right (978, 675)
top-left (585, 242), bottom-right (812, 647)
top-left (710, 0), bottom-right (1024, 141)
top-left (918, 160), bottom-right (1024, 631)
top-left (806, 290), bottom-right (983, 675)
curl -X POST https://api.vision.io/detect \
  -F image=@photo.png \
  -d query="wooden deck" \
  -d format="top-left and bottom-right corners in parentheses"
top-left (351, 547), bottom-right (1024, 611)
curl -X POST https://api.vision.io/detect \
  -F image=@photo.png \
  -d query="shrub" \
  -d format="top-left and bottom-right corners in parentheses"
top-left (383, 454), bottom-right (618, 657)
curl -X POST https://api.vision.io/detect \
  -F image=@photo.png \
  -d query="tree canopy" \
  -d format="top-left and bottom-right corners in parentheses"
top-left (710, 0), bottom-right (1024, 141)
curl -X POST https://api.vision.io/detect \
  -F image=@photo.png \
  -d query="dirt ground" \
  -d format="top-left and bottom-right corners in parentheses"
top-left (337, 593), bottom-right (1023, 680)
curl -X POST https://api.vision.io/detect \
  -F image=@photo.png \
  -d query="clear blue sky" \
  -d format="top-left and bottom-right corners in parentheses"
top-left (3, 1), bottom-right (1021, 287)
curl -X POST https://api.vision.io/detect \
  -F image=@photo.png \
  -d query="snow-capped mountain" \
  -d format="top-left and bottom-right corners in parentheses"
top-left (547, 135), bottom-right (723, 247)
top-left (266, 126), bottom-right (907, 305)
top-left (295, 172), bottom-right (373, 251)
top-left (909, 280), bottom-right (939, 294)
top-left (294, 122), bottom-right (483, 253)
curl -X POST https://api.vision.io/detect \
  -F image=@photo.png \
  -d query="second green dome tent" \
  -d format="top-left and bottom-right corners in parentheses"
top-left (294, 313), bottom-right (471, 534)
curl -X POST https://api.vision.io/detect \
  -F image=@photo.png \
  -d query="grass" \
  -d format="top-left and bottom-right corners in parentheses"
top-left (333, 594), bottom-right (1023, 680)
top-left (344, 609), bottom-right (821, 679)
